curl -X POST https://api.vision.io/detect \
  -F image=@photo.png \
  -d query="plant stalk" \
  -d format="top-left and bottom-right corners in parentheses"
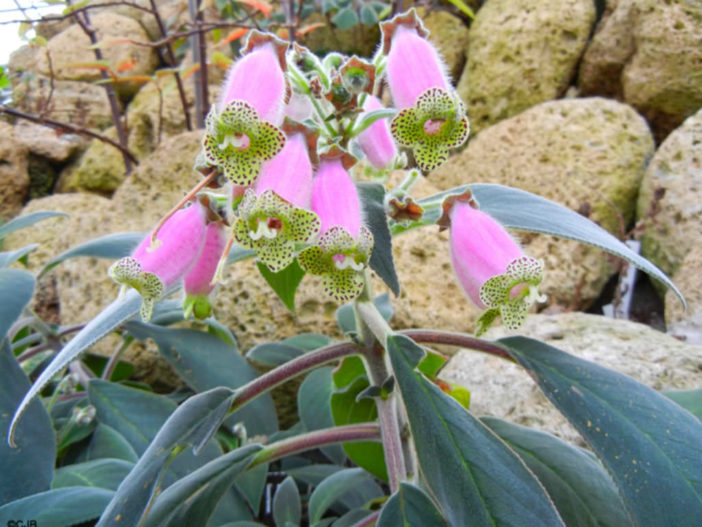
top-left (400, 329), bottom-right (515, 362)
top-left (230, 341), bottom-right (360, 412)
top-left (249, 424), bottom-right (380, 468)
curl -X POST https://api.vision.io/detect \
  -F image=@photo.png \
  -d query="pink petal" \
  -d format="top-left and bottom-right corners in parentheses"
top-left (133, 201), bottom-right (208, 287)
top-left (311, 158), bottom-right (362, 238)
top-left (219, 42), bottom-right (286, 125)
top-left (255, 133), bottom-right (314, 208)
top-left (449, 202), bottom-right (523, 308)
top-left (386, 25), bottom-right (449, 109)
top-left (184, 222), bottom-right (227, 296)
top-left (357, 95), bottom-right (397, 169)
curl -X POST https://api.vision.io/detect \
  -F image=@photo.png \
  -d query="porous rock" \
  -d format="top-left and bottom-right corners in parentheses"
top-left (33, 13), bottom-right (159, 98)
top-left (14, 121), bottom-right (84, 163)
top-left (0, 122), bottom-right (30, 220)
top-left (457, 0), bottom-right (595, 134)
top-left (11, 75), bottom-right (115, 130)
top-left (440, 312), bottom-right (702, 445)
top-left (636, 109), bottom-right (702, 284)
top-left (579, 0), bottom-right (702, 142)
top-left (419, 7), bottom-right (470, 82)
top-left (431, 97), bottom-right (655, 308)
top-left (666, 247), bottom-right (702, 347)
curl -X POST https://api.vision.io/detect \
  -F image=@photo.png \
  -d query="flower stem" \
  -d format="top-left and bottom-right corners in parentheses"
top-left (353, 273), bottom-right (408, 493)
top-left (230, 341), bottom-right (360, 412)
top-left (400, 329), bottom-right (515, 362)
top-left (249, 423), bottom-right (380, 468)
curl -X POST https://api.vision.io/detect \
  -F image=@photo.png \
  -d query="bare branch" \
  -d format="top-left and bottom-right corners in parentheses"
top-left (0, 104), bottom-right (138, 165)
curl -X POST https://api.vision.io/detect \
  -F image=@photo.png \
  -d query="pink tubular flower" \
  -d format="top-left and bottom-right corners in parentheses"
top-left (109, 201), bottom-right (208, 321)
top-left (255, 132), bottom-right (314, 209)
top-left (310, 157), bottom-right (362, 237)
top-left (383, 15), bottom-right (449, 109)
top-left (219, 35), bottom-right (287, 126)
top-left (442, 194), bottom-right (545, 336)
top-left (183, 222), bottom-right (227, 319)
top-left (297, 154), bottom-right (374, 303)
top-left (357, 95), bottom-right (397, 170)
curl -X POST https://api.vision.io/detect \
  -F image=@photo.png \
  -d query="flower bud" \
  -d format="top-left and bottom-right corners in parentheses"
top-left (183, 221), bottom-right (227, 319)
top-left (109, 200), bottom-right (207, 321)
top-left (443, 195), bottom-right (545, 335)
top-left (383, 12), bottom-right (449, 109)
top-left (356, 95), bottom-right (397, 170)
top-left (219, 35), bottom-right (287, 126)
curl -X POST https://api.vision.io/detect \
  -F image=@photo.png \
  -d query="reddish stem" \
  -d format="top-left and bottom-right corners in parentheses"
top-left (401, 329), bottom-right (515, 361)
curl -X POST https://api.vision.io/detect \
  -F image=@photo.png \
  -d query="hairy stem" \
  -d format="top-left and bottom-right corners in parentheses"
top-left (354, 274), bottom-right (407, 493)
top-left (230, 341), bottom-right (360, 412)
top-left (400, 329), bottom-right (515, 362)
top-left (249, 424), bottom-right (380, 468)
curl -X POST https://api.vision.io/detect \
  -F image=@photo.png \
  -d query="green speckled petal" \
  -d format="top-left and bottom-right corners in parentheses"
top-left (257, 236), bottom-right (296, 273)
top-left (505, 256), bottom-right (544, 286)
top-left (357, 225), bottom-right (374, 257)
top-left (201, 132), bottom-right (223, 166)
top-left (321, 268), bottom-right (364, 303)
top-left (501, 300), bottom-right (529, 331)
top-left (415, 87), bottom-right (455, 119)
top-left (445, 115), bottom-right (470, 148)
top-left (318, 226), bottom-right (356, 253)
top-left (222, 149), bottom-right (262, 186)
top-left (413, 142), bottom-right (451, 173)
top-left (288, 208), bottom-right (321, 243)
top-left (238, 188), bottom-right (258, 220)
top-left (475, 308), bottom-right (501, 337)
top-left (390, 108), bottom-right (422, 147)
top-left (479, 274), bottom-right (511, 308)
top-left (219, 100), bottom-right (259, 130)
top-left (298, 246), bottom-right (328, 275)
top-left (108, 257), bottom-right (164, 322)
top-left (232, 218), bottom-right (256, 249)
top-left (258, 189), bottom-right (292, 218)
top-left (251, 122), bottom-right (287, 161)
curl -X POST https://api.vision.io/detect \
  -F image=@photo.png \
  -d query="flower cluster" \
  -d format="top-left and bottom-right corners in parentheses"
top-left (107, 9), bottom-right (544, 334)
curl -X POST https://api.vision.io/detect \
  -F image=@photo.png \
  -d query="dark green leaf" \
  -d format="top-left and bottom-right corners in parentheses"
top-left (88, 380), bottom-right (224, 479)
top-left (1, 340), bottom-right (55, 504)
top-left (482, 417), bottom-right (631, 527)
top-left (500, 336), bottom-right (702, 527)
top-left (308, 467), bottom-right (383, 525)
top-left (55, 409), bottom-right (97, 454)
top-left (40, 232), bottom-right (143, 276)
top-left (400, 184), bottom-right (684, 306)
top-left (273, 476), bottom-right (302, 527)
top-left (0, 244), bottom-right (38, 268)
top-left (358, 183), bottom-right (399, 296)
top-left (0, 210), bottom-right (68, 239)
top-left (285, 463), bottom-right (344, 487)
top-left (0, 487), bottom-right (113, 526)
top-left (333, 509), bottom-right (374, 526)
top-left (85, 424), bottom-right (139, 462)
top-left (330, 357), bottom-right (387, 481)
top-left (95, 387), bottom-right (235, 527)
top-left (321, 0), bottom-right (337, 14)
top-left (377, 482), bottom-right (448, 527)
top-left (664, 389), bottom-right (702, 420)
top-left (143, 444), bottom-right (260, 527)
top-left (236, 462), bottom-right (268, 516)
top-left (0, 268), bottom-right (34, 341)
top-left (331, 7), bottom-right (359, 29)
top-left (257, 259), bottom-right (306, 312)
top-left (52, 458), bottom-right (134, 491)
top-left (124, 323), bottom-right (278, 435)
top-left (359, 4), bottom-right (379, 25)
top-left (336, 293), bottom-right (393, 335)
top-left (298, 367), bottom-right (346, 464)
top-left (387, 334), bottom-right (564, 526)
